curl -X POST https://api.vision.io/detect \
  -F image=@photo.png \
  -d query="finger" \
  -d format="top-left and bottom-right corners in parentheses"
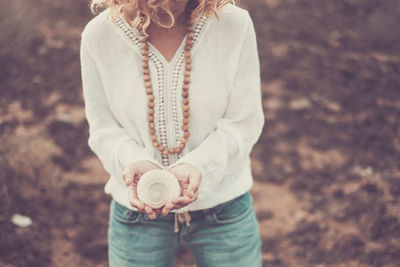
top-left (168, 203), bottom-right (188, 210)
top-left (123, 173), bottom-right (132, 187)
top-left (171, 195), bottom-right (193, 206)
top-left (187, 175), bottom-right (200, 194)
top-left (178, 177), bottom-right (190, 195)
top-left (129, 197), bottom-right (145, 212)
top-left (186, 189), bottom-right (194, 198)
top-left (161, 202), bottom-right (175, 216)
top-left (144, 205), bottom-right (154, 215)
top-left (125, 169), bottom-right (138, 187)
top-left (128, 188), bottom-right (145, 212)
top-left (133, 172), bottom-right (142, 184)
top-left (144, 205), bottom-right (157, 220)
top-left (128, 186), bottom-right (141, 203)
top-left (188, 191), bottom-right (199, 201)
top-left (186, 190), bottom-right (199, 201)
top-left (148, 212), bottom-right (157, 220)
top-left (164, 195), bottom-right (198, 212)
top-left (172, 192), bottom-right (199, 207)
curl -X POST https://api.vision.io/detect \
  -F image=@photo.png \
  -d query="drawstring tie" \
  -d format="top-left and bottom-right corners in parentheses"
top-left (174, 211), bottom-right (191, 233)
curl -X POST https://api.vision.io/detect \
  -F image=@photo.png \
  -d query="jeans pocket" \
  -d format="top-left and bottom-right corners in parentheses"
top-left (212, 192), bottom-right (253, 224)
top-left (111, 199), bottom-right (141, 224)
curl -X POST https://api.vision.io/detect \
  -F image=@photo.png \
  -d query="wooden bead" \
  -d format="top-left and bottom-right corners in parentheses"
top-left (162, 149), bottom-right (169, 155)
top-left (150, 129), bottom-right (156, 135)
top-left (183, 78), bottom-right (190, 85)
top-left (148, 102), bottom-right (155, 108)
top-left (184, 132), bottom-right (190, 138)
top-left (183, 98), bottom-right (189, 105)
top-left (143, 69), bottom-right (150, 75)
top-left (183, 111), bottom-right (190, 118)
top-left (148, 95), bottom-right (155, 101)
top-left (145, 81), bottom-right (152, 88)
top-left (184, 70), bottom-right (190, 77)
top-left (184, 51), bottom-right (190, 58)
top-left (182, 91), bottom-right (189, 98)
top-left (183, 118), bottom-right (189, 124)
top-left (182, 105), bottom-right (189, 112)
top-left (148, 109), bottom-right (154, 115)
top-left (187, 32), bottom-right (194, 39)
top-left (186, 39), bottom-right (193, 46)
top-left (184, 45), bottom-right (191, 52)
top-left (158, 144), bottom-right (164, 150)
top-left (152, 141), bottom-right (159, 147)
top-left (168, 148), bottom-right (175, 154)
top-left (146, 88), bottom-right (153, 94)
top-left (151, 135), bottom-right (158, 141)
top-left (175, 147), bottom-right (182, 153)
top-left (149, 122), bottom-right (155, 129)
top-left (182, 84), bottom-right (189, 91)
top-left (181, 137), bottom-right (188, 144)
top-left (185, 64), bottom-right (192, 71)
top-left (182, 125), bottom-right (188, 131)
top-left (148, 115), bottom-right (154, 122)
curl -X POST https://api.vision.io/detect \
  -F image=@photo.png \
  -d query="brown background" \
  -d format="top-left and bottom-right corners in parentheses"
top-left (1, 0), bottom-right (400, 266)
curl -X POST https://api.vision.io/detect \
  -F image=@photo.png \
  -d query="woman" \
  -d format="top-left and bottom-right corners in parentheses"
top-left (80, 0), bottom-right (265, 266)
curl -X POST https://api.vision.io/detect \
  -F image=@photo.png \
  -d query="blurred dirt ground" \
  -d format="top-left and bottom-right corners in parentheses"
top-left (1, 0), bottom-right (400, 266)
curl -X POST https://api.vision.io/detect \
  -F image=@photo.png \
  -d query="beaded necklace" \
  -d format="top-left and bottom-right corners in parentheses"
top-left (140, 14), bottom-right (196, 156)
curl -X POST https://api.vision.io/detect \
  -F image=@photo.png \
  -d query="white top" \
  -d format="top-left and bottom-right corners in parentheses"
top-left (79, 3), bottom-right (265, 212)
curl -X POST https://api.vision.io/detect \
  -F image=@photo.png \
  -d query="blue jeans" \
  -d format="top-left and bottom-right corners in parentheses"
top-left (108, 192), bottom-right (262, 267)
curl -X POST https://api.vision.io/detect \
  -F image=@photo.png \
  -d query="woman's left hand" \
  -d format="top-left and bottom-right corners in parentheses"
top-left (161, 163), bottom-right (202, 215)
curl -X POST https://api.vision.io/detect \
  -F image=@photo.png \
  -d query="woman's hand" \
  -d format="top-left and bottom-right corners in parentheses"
top-left (161, 163), bottom-right (202, 216)
top-left (122, 160), bottom-right (162, 220)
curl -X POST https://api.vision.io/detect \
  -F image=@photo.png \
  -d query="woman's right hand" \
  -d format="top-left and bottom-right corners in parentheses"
top-left (122, 160), bottom-right (163, 220)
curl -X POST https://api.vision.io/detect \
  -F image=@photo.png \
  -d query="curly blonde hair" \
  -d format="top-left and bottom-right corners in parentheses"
top-left (90, 0), bottom-right (235, 36)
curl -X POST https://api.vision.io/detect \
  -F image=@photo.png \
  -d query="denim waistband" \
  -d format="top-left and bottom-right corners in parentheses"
top-left (113, 191), bottom-right (251, 222)
top-left (173, 191), bottom-right (251, 221)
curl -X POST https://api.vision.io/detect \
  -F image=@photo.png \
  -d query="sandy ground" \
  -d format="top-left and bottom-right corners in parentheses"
top-left (1, 0), bottom-right (400, 266)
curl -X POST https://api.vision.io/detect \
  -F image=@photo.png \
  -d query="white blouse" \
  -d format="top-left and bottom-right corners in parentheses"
top-left (80, 3), bottom-right (265, 212)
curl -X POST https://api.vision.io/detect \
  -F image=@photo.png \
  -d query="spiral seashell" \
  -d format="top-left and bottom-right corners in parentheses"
top-left (137, 169), bottom-right (180, 209)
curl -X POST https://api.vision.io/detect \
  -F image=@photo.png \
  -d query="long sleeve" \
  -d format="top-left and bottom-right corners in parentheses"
top-left (80, 34), bottom-right (164, 183)
top-left (167, 12), bottom-right (265, 194)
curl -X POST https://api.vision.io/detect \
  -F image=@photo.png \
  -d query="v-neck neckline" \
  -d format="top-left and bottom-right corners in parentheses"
top-left (115, 11), bottom-right (210, 67)
top-left (147, 34), bottom-right (187, 66)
